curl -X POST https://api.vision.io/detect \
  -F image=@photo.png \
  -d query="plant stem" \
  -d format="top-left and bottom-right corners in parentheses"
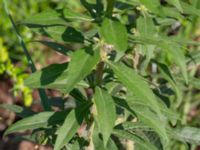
top-left (96, 61), bottom-right (104, 85)
top-left (106, 0), bottom-right (116, 17)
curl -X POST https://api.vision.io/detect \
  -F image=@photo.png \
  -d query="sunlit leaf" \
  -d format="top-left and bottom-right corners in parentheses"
top-left (107, 61), bottom-right (162, 116)
top-left (168, 0), bottom-right (183, 13)
top-left (54, 103), bottom-right (90, 150)
top-left (4, 111), bottom-right (69, 136)
top-left (99, 18), bottom-right (128, 52)
top-left (23, 9), bottom-right (67, 26)
top-left (94, 87), bottom-right (116, 146)
top-left (93, 124), bottom-right (118, 150)
top-left (113, 129), bottom-right (158, 150)
top-left (42, 26), bottom-right (85, 43)
top-left (25, 48), bottom-right (100, 93)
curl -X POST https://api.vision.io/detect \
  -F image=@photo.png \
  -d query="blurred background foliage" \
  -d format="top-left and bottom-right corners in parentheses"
top-left (0, 0), bottom-right (83, 107)
top-left (0, 0), bottom-right (200, 150)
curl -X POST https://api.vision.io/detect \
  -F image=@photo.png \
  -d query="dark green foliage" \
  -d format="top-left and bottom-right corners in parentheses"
top-left (2, 0), bottom-right (200, 150)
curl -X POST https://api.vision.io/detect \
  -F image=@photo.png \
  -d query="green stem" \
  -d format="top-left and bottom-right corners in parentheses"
top-left (96, 61), bottom-right (104, 85)
top-left (3, 0), bottom-right (51, 111)
top-left (106, 0), bottom-right (116, 17)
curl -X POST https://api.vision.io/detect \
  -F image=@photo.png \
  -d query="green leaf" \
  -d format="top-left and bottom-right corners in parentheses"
top-left (115, 121), bottom-right (152, 131)
top-left (170, 126), bottom-right (200, 145)
top-left (187, 50), bottom-right (200, 64)
top-left (155, 61), bottom-right (182, 107)
top-left (190, 77), bottom-right (200, 89)
top-left (168, 0), bottom-right (183, 13)
top-left (130, 37), bottom-right (188, 84)
top-left (54, 103), bottom-right (90, 150)
top-left (94, 87), bottom-right (116, 146)
top-left (181, 1), bottom-right (200, 17)
top-left (155, 17), bottom-right (177, 26)
top-left (128, 0), bottom-right (182, 19)
top-left (155, 61), bottom-right (176, 84)
top-left (137, 16), bottom-right (156, 36)
top-left (4, 111), bottom-right (69, 136)
top-left (107, 61), bottom-right (161, 116)
top-left (23, 9), bottom-right (67, 26)
top-left (99, 18), bottom-right (128, 52)
top-left (93, 124), bottom-right (118, 150)
top-left (65, 142), bottom-right (80, 150)
top-left (162, 44), bottom-right (188, 84)
top-left (113, 129), bottom-right (158, 150)
top-left (63, 8), bottom-right (93, 21)
top-left (42, 26), bottom-right (85, 43)
top-left (23, 9), bottom-right (92, 27)
top-left (113, 96), bottom-right (169, 145)
top-left (25, 62), bottom-right (68, 89)
top-left (0, 104), bottom-right (35, 118)
top-left (25, 48), bottom-right (100, 93)
top-left (139, 0), bottom-right (161, 14)
top-left (35, 40), bottom-right (71, 55)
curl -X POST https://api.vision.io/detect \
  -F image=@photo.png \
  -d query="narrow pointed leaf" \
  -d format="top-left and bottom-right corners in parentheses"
top-left (54, 103), bottom-right (90, 150)
top-left (162, 44), bottom-right (188, 84)
top-left (23, 9), bottom-right (92, 27)
top-left (107, 61), bottom-right (161, 116)
top-left (155, 61), bottom-right (182, 107)
top-left (170, 126), bottom-right (200, 145)
top-left (113, 96), bottom-right (169, 145)
top-left (115, 121), bottom-right (152, 131)
top-left (63, 8), bottom-right (93, 21)
top-left (94, 87), bottom-right (116, 146)
top-left (25, 48), bottom-right (100, 93)
top-left (4, 111), bottom-right (69, 136)
top-left (23, 9), bottom-right (67, 26)
top-left (113, 129), bottom-right (158, 150)
top-left (93, 124), bottom-right (118, 150)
